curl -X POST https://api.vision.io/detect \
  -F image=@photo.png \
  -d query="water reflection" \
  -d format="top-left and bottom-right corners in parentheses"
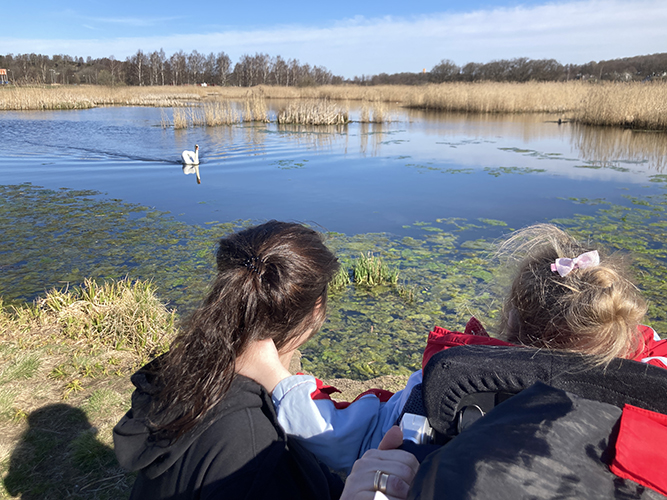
top-left (182, 164), bottom-right (201, 184)
top-left (359, 122), bottom-right (389, 157)
top-left (276, 123), bottom-right (344, 151)
top-left (571, 124), bottom-right (667, 172)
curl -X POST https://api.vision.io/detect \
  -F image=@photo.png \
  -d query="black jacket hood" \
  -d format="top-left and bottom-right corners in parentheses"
top-left (113, 362), bottom-right (265, 479)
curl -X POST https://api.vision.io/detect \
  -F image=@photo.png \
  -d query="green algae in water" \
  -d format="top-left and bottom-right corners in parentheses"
top-left (0, 183), bottom-right (248, 313)
top-left (3, 183), bottom-right (667, 380)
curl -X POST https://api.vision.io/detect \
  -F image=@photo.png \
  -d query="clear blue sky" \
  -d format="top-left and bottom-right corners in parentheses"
top-left (2, 0), bottom-right (665, 78)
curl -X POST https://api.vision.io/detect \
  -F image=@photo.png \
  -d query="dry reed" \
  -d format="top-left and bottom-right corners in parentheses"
top-left (359, 101), bottom-right (393, 123)
top-left (403, 81), bottom-right (584, 114)
top-left (0, 84), bottom-right (204, 111)
top-left (4, 81), bottom-right (667, 130)
top-left (574, 82), bottom-right (667, 130)
top-left (203, 101), bottom-right (241, 126)
top-left (170, 96), bottom-right (267, 129)
top-left (277, 99), bottom-right (348, 125)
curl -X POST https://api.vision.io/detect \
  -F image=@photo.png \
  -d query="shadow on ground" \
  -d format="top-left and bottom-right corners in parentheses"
top-left (3, 404), bottom-right (133, 500)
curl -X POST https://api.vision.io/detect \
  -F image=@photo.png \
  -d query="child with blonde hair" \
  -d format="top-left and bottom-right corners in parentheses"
top-left (495, 223), bottom-right (664, 367)
top-left (256, 224), bottom-right (667, 473)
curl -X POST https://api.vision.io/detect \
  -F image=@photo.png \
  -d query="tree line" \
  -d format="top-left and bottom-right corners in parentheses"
top-left (0, 50), bottom-right (343, 87)
top-left (359, 53), bottom-right (667, 85)
top-left (1, 50), bottom-right (666, 87)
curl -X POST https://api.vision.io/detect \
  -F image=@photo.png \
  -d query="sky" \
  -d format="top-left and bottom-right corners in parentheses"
top-left (1, 0), bottom-right (666, 78)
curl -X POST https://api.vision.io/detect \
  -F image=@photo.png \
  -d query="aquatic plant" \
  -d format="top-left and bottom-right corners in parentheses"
top-left (352, 252), bottom-right (400, 286)
top-left (359, 101), bottom-right (393, 123)
top-left (277, 99), bottom-right (348, 125)
top-left (329, 266), bottom-right (352, 291)
top-left (3, 183), bottom-right (667, 380)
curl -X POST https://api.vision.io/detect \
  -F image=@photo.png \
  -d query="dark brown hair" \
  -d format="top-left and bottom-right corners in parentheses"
top-left (497, 224), bottom-right (647, 366)
top-left (149, 221), bottom-right (339, 439)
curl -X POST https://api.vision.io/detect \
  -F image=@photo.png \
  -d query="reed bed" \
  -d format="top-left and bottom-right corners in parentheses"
top-left (277, 99), bottom-right (348, 125)
top-left (0, 85), bottom-right (205, 110)
top-left (404, 81), bottom-right (584, 114)
top-left (4, 81), bottom-right (667, 130)
top-left (574, 82), bottom-right (667, 130)
top-left (359, 101), bottom-right (393, 123)
top-left (170, 97), bottom-right (268, 129)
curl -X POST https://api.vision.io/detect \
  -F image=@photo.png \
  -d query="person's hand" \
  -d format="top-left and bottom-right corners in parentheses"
top-left (235, 338), bottom-right (293, 393)
top-left (341, 426), bottom-right (419, 500)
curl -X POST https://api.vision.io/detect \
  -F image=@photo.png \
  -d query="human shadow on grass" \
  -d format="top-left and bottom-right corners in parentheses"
top-left (4, 404), bottom-right (133, 500)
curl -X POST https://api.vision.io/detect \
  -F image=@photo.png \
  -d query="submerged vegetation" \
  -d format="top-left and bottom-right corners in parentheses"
top-left (3, 81), bottom-right (667, 130)
top-left (3, 182), bottom-right (667, 379)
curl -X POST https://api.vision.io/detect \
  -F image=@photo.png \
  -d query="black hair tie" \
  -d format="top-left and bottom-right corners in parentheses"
top-left (244, 256), bottom-right (261, 274)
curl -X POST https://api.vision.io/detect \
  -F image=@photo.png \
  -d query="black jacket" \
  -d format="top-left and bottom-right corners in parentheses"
top-left (407, 346), bottom-right (667, 499)
top-left (113, 365), bottom-right (344, 500)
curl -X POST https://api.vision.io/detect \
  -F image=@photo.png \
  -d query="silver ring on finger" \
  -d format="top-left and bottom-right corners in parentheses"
top-left (373, 470), bottom-right (390, 493)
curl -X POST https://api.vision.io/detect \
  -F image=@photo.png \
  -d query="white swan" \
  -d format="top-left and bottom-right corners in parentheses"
top-left (182, 144), bottom-right (199, 165)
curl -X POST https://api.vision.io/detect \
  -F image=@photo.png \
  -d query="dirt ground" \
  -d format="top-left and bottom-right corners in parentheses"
top-left (289, 350), bottom-right (411, 402)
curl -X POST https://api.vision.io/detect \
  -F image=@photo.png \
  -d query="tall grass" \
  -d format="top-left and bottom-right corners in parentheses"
top-left (4, 81), bottom-right (667, 130)
top-left (170, 97), bottom-right (268, 129)
top-left (359, 101), bottom-right (393, 123)
top-left (574, 82), bottom-right (667, 129)
top-left (353, 253), bottom-right (400, 287)
top-left (202, 101), bottom-right (242, 126)
top-left (0, 84), bottom-right (203, 110)
top-left (1, 278), bottom-right (175, 357)
top-left (278, 99), bottom-right (348, 125)
top-left (404, 81), bottom-right (583, 114)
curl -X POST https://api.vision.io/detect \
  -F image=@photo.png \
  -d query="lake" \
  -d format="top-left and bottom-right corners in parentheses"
top-left (2, 102), bottom-right (667, 378)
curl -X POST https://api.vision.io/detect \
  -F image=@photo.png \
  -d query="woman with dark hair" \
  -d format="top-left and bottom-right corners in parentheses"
top-left (113, 221), bottom-right (418, 500)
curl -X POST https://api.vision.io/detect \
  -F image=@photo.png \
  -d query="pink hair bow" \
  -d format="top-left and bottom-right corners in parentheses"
top-left (551, 250), bottom-right (600, 277)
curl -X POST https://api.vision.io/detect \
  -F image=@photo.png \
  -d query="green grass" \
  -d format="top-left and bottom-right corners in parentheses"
top-left (6, 278), bottom-right (175, 358)
top-left (353, 252), bottom-right (400, 286)
top-left (82, 389), bottom-right (126, 420)
top-left (330, 266), bottom-right (352, 291)
top-left (0, 388), bottom-right (18, 420)
top-left (0, 276), bottom-right (175, 499)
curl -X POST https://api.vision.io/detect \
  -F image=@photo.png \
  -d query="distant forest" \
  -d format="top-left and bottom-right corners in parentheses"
top-left (1, 50), bottom-right (667, 87)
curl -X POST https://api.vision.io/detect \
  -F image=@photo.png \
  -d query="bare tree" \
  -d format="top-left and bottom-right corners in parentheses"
top-left (430, 59), bottom-right (460, 83)
top-left (215, 51), bottom-right (231, 86)
top-left (187, 50), bottom-right (205, 84)
top-left (170, 51), bottom-right (186, 85)
top-left (127, 49), bottom-right (147, 85)
top-left (271, 55), bottom-right (288, 86)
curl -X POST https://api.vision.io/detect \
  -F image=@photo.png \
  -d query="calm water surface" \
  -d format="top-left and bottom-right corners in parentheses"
top-left (3, 104), bottom-right (667, 377)
top-left (2, 104), bottom-right (666, 235)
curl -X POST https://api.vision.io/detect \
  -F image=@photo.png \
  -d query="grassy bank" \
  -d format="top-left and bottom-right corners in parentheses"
top-left (0, 278), bottom-right (175, 499)
top-left (3, 82), bottom-right (667, 130)
top-left (0, 260), bottom-right (409, 499)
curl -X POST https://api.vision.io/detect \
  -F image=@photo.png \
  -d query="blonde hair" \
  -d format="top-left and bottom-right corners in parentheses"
top-left (497, 224), bottom-right (647, 366)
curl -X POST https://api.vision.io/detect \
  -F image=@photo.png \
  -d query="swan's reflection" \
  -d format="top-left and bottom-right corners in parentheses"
top-left (182, 164), bottom-right (201, 184)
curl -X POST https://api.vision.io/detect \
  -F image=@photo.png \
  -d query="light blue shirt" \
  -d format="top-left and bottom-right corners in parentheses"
top-left (272, 370), bottom-right (423, 472)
